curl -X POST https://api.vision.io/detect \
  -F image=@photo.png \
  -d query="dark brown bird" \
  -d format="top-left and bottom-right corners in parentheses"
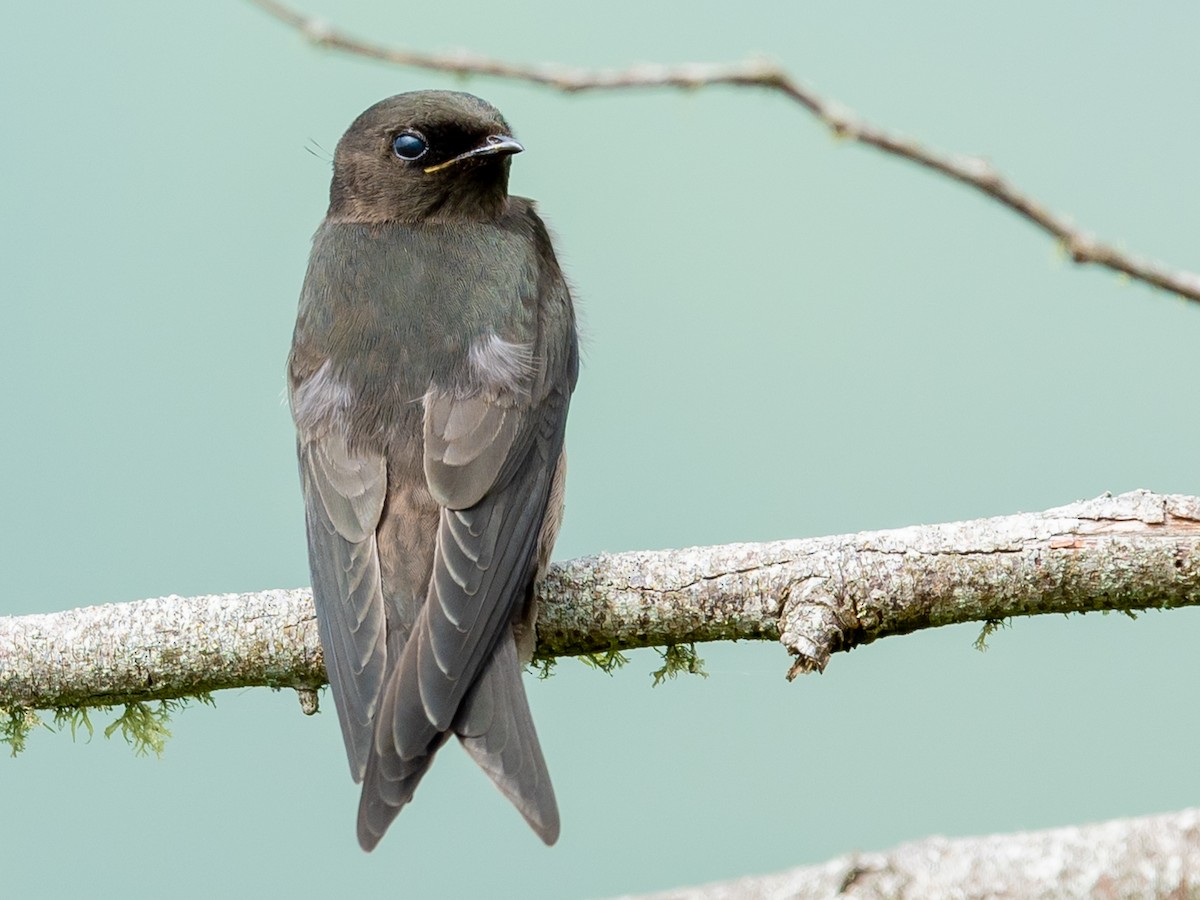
top-left (287, 91), bottom-right (577, 850)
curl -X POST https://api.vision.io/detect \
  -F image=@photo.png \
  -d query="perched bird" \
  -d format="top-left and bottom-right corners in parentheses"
top-left (287, 91), bottom-right (577, 851)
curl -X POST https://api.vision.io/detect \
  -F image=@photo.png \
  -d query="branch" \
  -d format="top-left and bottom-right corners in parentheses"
top-left (1, 490), bottom-right (1197, 714)
top-left (248, 0), bottom-right (1200, 307)
top-left (621, 807), bottom-right (1200, 899)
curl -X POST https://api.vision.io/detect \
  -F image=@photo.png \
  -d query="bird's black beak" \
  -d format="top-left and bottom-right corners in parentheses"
top-left (423, 134), bottom-right (524, 174)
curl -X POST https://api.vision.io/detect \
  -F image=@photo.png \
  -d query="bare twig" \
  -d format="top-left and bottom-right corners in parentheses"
top-left (2, 491), bottom-right (1198, 713)
top-left (247, 0), bottom-right (1200, 306)
top-left (619, 808), bottom-right (1200, 900)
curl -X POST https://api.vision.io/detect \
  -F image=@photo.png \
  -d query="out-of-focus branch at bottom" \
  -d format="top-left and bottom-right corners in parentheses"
top-left (617, 807), bottom-right (1200, 900)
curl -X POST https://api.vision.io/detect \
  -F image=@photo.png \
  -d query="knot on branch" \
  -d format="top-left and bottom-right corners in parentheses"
top-left (780, 573), bottom-right (857, 679)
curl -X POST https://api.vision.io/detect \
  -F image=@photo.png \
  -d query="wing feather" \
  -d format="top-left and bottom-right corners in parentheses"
top-left (424, 395), bottom-right (521, 507)
top-left (298, 432), bottom-right (388, 781)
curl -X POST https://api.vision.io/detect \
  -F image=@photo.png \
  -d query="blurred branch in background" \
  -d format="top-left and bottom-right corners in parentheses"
top-left (3, 490), bottom-right (1197, 715)
top-left (621, 808), bottom-right (1200, 900)
top-left (248, 0), bottom-right (1200, 306)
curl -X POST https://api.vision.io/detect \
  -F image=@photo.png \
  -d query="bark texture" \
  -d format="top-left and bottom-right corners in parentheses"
top-left (1, 490), bottom-right (1198, 711)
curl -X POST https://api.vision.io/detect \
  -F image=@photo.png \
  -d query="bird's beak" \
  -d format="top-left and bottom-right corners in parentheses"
top-left (423, 134), bottom-right (525, 174)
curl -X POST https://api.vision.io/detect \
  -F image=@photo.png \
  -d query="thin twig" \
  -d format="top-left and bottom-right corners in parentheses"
top-left (248, 0), bottom-right (1200, 306)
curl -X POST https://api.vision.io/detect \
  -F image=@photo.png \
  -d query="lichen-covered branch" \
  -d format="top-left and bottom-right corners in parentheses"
top-left (536, 489), bottom-right (1200, 678)
top-left (0, 589), bottom-right (325, 712)
top-left (247, 0), bottom-right (1200, 306)
top-left (1, 490), bottom-right (1197, 714)
top-left (620, 807), bottom-right (1200, 900)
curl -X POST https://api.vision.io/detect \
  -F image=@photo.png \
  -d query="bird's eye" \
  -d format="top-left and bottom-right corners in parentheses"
top-left (392, 132), bottom-right (428, 161)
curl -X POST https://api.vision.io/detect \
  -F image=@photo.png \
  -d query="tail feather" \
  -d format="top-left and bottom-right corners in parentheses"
top-left (456, 636), bottom-right (559, 845)
top-left (356, 730), bottom-right (451, 852)
top-left (354, 628), bottom-right (446, 852)
top-left (354, 631), bottom-right (558, 850)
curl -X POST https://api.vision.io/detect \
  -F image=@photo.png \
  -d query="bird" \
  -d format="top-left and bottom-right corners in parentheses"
top-left (287, 90), bottom-right (578, 851)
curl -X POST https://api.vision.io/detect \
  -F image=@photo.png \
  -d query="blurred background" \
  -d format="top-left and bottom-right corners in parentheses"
top-left (2, 2), bottom-right (1198, 897)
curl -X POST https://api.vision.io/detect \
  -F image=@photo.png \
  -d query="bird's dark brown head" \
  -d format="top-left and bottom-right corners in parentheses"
top-left (327, 91), bottom-right (523, 224)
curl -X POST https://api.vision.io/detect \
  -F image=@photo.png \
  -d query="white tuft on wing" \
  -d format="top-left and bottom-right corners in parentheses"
top-left (291, 359), bottom-right (353, 434)
top-left (468, 332), bottom-right (535, 396)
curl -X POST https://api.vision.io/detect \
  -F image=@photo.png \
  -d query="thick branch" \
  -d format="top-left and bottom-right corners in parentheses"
top-left (1, 490), bottom-right (1197, 712)
top-left (621, 807), bottom-right (1200, 899)
top-left (248, 0), bottom-right (1200, 306)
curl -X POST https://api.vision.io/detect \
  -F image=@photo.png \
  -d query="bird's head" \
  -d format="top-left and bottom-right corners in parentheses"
top-left (327, 91), bottom-right (523, 223)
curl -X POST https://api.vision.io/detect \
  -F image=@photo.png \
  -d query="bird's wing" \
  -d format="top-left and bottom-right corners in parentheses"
top-left (423, 390), bottom-right (524, 510)
top-left (358, 383), bottom-right (568, 848)
top-left (415, 381), bottom-right (567, 731)
top-left (356, 625), bottom-right (451, 852)
top-left (358, 205), bottom-right (578, 848)
top-left (297, 427), bottom-right (389, 781)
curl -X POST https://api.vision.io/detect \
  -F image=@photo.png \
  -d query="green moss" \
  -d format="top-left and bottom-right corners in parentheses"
top-left (577, 647), bottom-right (631, 675)
top-left (651, 643), bottom-right (708, 687)
top-left (53, 706), bottom-right (95, 741)
top-left (1, 707), bottom-right (42, 756)
top-left (538, 643), bottom-right (710, 683)
top-left (103, 702), bottom-right (174, 757)
top-left (973, 617), bottom-right (1010, 652)
top-left (2, 693), bottom-right (216, 758)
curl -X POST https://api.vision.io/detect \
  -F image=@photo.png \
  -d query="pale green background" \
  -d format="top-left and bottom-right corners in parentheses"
top-left (2, 3), bottom-right (1198, 898)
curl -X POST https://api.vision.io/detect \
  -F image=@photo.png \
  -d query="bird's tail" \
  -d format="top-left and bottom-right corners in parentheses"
top-left (455, 635), bottom-right (560, 845)
top-left (356, 730), bottom-right (449, 851)
top-left (355, 626), bottom-right (446, 852)
top-left (355, 634), bottom-right (559, 850)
